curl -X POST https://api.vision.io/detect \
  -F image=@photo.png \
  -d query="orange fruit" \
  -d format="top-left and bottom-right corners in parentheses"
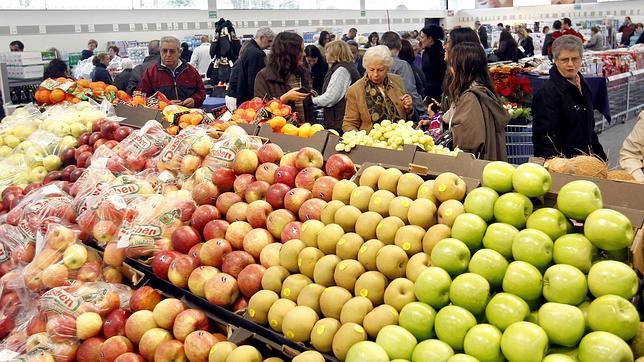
top-left (167, 126), bottom-right (179, 135)
top-left (77, 79), bottom-right (90, 87)
top-left (117, 90), bottom-right (128, 100)
top-left (190, 114), bottom-right (203, 125)
top-left (37, 89), bottom-right (51, 104)
top-left (55, 77), bottom-right (68, 83)
top-left (71, 97), bottom-right (81, 104)
top-left (179, 121), bottom-right (189, 129)
top-left (268, 116), bottom-right (287, 130)
top-left (158, 101), bottom-right (168, 110)
top-left (105, 85), bottom-right (118, 93)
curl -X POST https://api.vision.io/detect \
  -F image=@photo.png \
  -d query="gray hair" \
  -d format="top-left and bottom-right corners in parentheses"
top-left (121, 58), bottom-right (134, 70)
top-left (160, 36), bottom-right (181, 49)
top-left (148, 40), bottom-right (160, 55)
top-left (363, 45), bottom-right (393, 69)
top-left (552, 35), bottom-right (583, 59)
top-left (346, 40), bottom-right (359, 48)
top-left (256, 27), bottom-right (275, 40)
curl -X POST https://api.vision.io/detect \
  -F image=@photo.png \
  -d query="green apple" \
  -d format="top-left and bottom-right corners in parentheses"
top-left (482, 161), bottom-right (515, 194)
top-left (0, 145), bottom-right (12, 157)
top-left (587, 260), bottom-right (638, 299)
top-left (500, 321), bottom-right (548, 362)
top-left (538, 302), bottom-right (585, 347)
top-left (512, 229), bottom-right (553, 269)
top-left (42, 154), bottom-right (62, 171)
top-left (29, 166), bottom-right (48, 182)
top-left (577, 301), bottom-right (591, 332)
top-left (70, 122), bottom-right (88, 138)
top-left (542, 354), bottom-right (577, 362)
top-left (542, 264), bottom-right (587, 305)
top-left (584, 209), bottom-right (634, 251)
top-left (59, 135), bottom-right (79, 149)
top-left (463, 323), bottom-right (503, 362)
top-left (449, 273), bottom-right (490, 315)
top-left (578, 331), bottom-right (634, 362)
top-left (434, 305), bottom-right (477, 351)
top-left (464, 187), bottom-right (499, 222)
top-left (346, 341), bottom-right (390, 362)
top-left (553, 234), bottom-right (595, 273)
top-left (448, 354), bottom-right (480, 362)
top-left (468, 249), bottom-right (509, 288)
top-left (502, 261), bottom-right (543, 302)
top-left (430, 238), bottom-right (471, 276)
top-left (485, 293), bottom-right (530, 331)
top-left (451, 213), bottom-right (487, 250)
top-left (599, 248), bottom-right (629, 262)
top-left (587, 295), bottom-right (639, 341)
top-left (482, 223), bottom-right (519, 259)
top-left (525, 310), bottom-right (539, 324)
top-left (511, 163), bottom-right (552, 198)
top-left (556, 180), bottom-right (602, 221)
top-left (526, 208), bottom-right (571, 241)
top-left (411, 339), bottom-right (454, 362)
top-left (4, 135), bottom-right (20, 148)
top-left (376, 325), bottom-right (418, 360)
top-left (414, 267), bottom-right (452, 309)
top-left (493, 193), bottom-right (533, 229)
top-left (399, 302), bottom-right (436, 341)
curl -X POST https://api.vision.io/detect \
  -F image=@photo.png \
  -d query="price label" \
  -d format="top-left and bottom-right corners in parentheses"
top-left (142, 23), bottom-right (148, 31)
top-left (39, 25), bottom-right (46, 34)
top-left (129, 23), bottom-right (135, 31)
top-left (74, 24), bottom-right (81, 33)
top-left (88, 24), bottom-right (95, 33)
top-left (113, 24), bottom-right (119, 32)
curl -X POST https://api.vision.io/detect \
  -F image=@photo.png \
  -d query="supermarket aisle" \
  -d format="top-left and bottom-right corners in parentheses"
top-left (599, 116), bottom-right (637, 168)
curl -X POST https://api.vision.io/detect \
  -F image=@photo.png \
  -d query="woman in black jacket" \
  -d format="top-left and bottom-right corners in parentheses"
top-left (400, 39), bottom-right (426, 99)
top-left (305, 45), bottom-right (329, 95)
top-left (518, 28), bottom-right (534, 57)
top-left (92, 53), bottom-right (112, 85)
top-left (420, 25), bottom-right (446, 102)
top-left (495, 30), bottom-right (521, 62)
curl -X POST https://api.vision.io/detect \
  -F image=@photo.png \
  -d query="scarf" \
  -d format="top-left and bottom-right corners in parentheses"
top-left (364, 76), bottom-right (400, 124)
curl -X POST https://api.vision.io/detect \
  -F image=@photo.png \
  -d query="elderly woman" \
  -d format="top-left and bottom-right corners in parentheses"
top-left (312, 40), bottom-right (361, 132)
top-left (584, 27), bottom-right (604, 51)
top-left (342, 45), bottom-right (413, 132)
top-left (532, 35), bottom-right (606, 159)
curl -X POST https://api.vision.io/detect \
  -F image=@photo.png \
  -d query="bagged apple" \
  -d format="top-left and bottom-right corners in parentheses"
top-left (201, 125), bottom-right (263, 171)
top-left (156, 125), bottom-right (213, 179)
top-left (0, 224), bottom-right (34, 277)
top-left (0, 270), bottom-right (33, 341)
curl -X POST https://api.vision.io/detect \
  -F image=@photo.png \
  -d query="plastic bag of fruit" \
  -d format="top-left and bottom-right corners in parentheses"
top-left (201, 125), bottom-right (264, 171)
top-left (156, 125), bottom-right (213, 179)
top-left (0, 111), bottom-right (41, 159)
top-left (113, 191), bottom-right (195, 260)
top-left (0, 270), bottom-right (34, 343)
top-left (255, 98), bottom-right (293, 125)
top-left (0, 224), bottom-right (34, 277)
top-left (229, 97), bottom-right (265, 124)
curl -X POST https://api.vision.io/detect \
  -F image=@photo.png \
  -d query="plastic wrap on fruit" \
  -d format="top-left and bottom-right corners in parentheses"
top-left (230, 97), bottom-right (265, 124)
top-left (70, 160), bottom-right (116, 213)
top-left (156, 125), bottom-right (212, 178)
top-left (201, 125), bottom-right (263, 170)
top-left (0, 270), bottom-right (34, 343)
top-left (115, 191), bottom-right (195, 260)
top-left (0, 224), bottom-right (34, 277)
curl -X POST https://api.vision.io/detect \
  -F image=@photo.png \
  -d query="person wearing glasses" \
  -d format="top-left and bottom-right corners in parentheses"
top-left (138, 36), bottom-right (206, 107)
top-left (532, 35), bottom-right (606, 160)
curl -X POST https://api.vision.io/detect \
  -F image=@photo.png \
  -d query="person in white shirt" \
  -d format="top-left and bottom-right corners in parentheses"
top-left (190, 35), bottom-right (213, 75)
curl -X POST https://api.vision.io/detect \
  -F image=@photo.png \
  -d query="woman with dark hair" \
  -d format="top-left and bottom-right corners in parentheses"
top-left (365, 32), bottom-right (379, 48)
top-left (92, 53), bottom-right (112, 84)
top-left (444, 42), bottom-right (509, 160)
top-left (305, 45), bottom-right (329, 95)
top-left (495, 30), bottom-right (521, 61)
top-left (399, 39), bottom-right (426, 98)
top-left (180, 43), bottom-right (192, 62)
top-left (317, 31), bottom-right (330, 55)
top-left (254, 32), bottom-right (314, 123)
top-left (444, 27), bottom-right (480, 61)
top-left (420, 25), bottom-right (446, 101)
top-left (43, 59), bottom-right (70, 79)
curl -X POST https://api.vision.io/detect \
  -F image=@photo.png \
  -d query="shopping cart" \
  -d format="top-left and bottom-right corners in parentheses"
top-left (505, 124), bottom-right (533, 165)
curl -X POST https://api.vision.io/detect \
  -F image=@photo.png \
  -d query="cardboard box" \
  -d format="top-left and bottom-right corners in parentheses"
top-left (412, 151), bottom-right (484, 181)
top-left (258, 124), bottom-right (330, 153)
top-left (237, 123), bottom-right (259, 136)
top-left (115, 103), bottom-right (166, 129)
top-left (324, 132), bottom-right (419, 167)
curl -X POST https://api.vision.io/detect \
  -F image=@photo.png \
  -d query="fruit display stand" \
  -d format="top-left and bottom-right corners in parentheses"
top-left (114, 103), bottom-right (166, 129)
top-left (258, 124), bottom-right (332, 154)
top-left (324, 132), bottom-right (419, 167)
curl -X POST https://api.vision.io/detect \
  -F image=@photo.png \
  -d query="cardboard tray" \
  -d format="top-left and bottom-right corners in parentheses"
top-left (324, 132), bottom-right (419, 167)
top-left (115, 103), bottom-right (167, 129)
top-left (258, 124), bottom-right (331, 154)
top-left (237, 123), bottom-right (259, 136)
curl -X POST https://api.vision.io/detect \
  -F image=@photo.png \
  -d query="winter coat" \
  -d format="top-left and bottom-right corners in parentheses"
top-left (532, 66), bottom-right (606, 160)
top-left (520, 37), bottom-right (534, 57)
top-left (92, 63), bottom-right (113, 85)
top-left (254, 65), bottom-right (315, 123)
top-left (127, 54), bottom-right (160, 95)
top-left (234, 39), bottom-right (267, 107)
top-left (478, 26), bottom-right (489, 49)
top-left (320, 62), bottom-right (361, 132)
top-left (113, 69), bottom-right (132, 91)
top-left (138, 61), bottom-right (206, 106)
top-left (422, 41), bottom-right (447, 101)
top-left (619, 111), bottom-right (644, 181)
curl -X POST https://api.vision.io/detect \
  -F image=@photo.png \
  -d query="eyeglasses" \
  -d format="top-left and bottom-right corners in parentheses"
top-left (161, 48), bottom-right (178, 54)
top-left (556, 57), bottom-right (581, 64)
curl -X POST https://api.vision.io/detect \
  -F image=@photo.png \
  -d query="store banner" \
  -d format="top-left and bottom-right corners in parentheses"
top-left (475, 0), bottom-right (514, 8)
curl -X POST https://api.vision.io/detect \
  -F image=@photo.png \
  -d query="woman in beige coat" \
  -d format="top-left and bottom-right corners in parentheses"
top-left (342, 45), bottom-right (414, 132)
top-left (619, 111), bottom-right (644, 181)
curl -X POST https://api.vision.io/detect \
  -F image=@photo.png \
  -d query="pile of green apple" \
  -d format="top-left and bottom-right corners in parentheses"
top-left (247, 161), bottom-right (640, 362)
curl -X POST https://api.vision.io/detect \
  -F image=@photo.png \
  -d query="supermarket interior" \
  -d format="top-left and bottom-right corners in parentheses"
top-left (0, 0), bottom-right (643, 361)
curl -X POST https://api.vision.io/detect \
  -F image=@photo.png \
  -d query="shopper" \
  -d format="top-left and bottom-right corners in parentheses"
top-left (380, 31), bottom-right (425, 117)
top-left (342, 45), bottom-right (413, 132)
top-left (444, 27), bottom-right (480, 62)
top-left (420, 25), bottom-right (447, 102)
top-left (561, 18), bottom-right (584, 41)
top-left (190, 35), bottom-right (212, 75)
top-left (366, 32), bottom-right (380, 48)
top-left (9, 40), bottom-right (24, 52)
top-left (127, 40), bottom-right (160, 95)
top-left (475, 21), bottom-right (489, 49)
top-left (497, 23), bottom-right (504, 32)
top-left (234, 27), bottom-right (274, 107)
top-left (342, 28), bottom-right (358, 42)
top-left (619, 111), bottom-right (644, 182)
top-left (442, 42), bottom-right (509, 160)
top-left (92, 53), bottom-right (113, 85)
top-left (113, 59), bottom-right (134, 91)
top-left (584, 27), bottom-right (605, 51)
top-left (81, 39), bottom-right (98, 61)
top-left (305, 45), bottom-right (329, 95)
top-left (43, 59), bottom-right (70, 79)
top-left (618, 17), bottom-right (635, 46)
top-left (108, 46), bottom-right (121, 62)
top-left (226, 42), bottom-right (251, 110)
top-left (312, 40), bottom-right (361, 132)
top-left (254, 32), bottom-right (315, 123)
top-left (409, 39), bottom-right (423, 70)
top-left (545, 20), bottom-right (563, 57)
top-left (629, 23), bottom-right (643, 46)
top-left (411, 30), bottom-right (419, 39)
top-left (518, 28), bottom-right (534, 57)
top-left (347, 40), bottom-right (366, 76)
top-left (138, 36), bottom-right (206, 107)
top-left (180, 43), bottom-right (192, 63)
top-left (541, 26), bottom-right (551, 56)
top-left (495, 30), bottom-right (521, 62)
top-left (317, 31), bottom-right (330, 56)
top-left (400, 39), bottom-right (426, 100)
top-left (532, 35), bottom-right (606, 160)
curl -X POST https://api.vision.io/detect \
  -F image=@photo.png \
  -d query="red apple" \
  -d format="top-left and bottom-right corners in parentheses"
top-left (246, 200), bottom-right (273, 228)
top-left (199, 239), bottom-right (232, 268)
top-left (255, 162), bottom-right (279, 184)
top-left (283, 188), bottom-right (311, 214)
top-left (70, 168), bottom-right (85, 183)
top-left (191, 182), bottom-right (220, 206)
top-left (298, 198), bottom-right (327, 221)
top-left (211, 167), bottom-right (236, 192)
top-left (114, 353), bottom-right (145, 362)
top-left (100, 121), bottom-right (119, 139)
top-left (188, 243), bottom-right (202, 264)
top-left (216, 192), bottom-right (243, 216)
top-left (232, 149), bottom-right (259, 174)
top-left (77, 151), bottom-right (93, 168)
top-left (171, 226), bottom-right (202, 254)
top-left (191, 205), bottom-right (220, 233)
top-left (125, 154), bottom-right (146, 171)
top-left (88, 132), bottom-right (102, 147)
top-left (151, 251), bottom-right (181, 280)
top-left (202, 220), bottom-right (229, 240)
top-left (295, 167), bottom-right (325, 190)
top-left (43, 171), bottom-right (63, 185)
top-left (242, 228), bottom-right (274, 259)
top-left (104, 140), bottom-right (118, 149)
top-left (233, 174), bottom-right (256, 196)
top-left (237, 264), bottom-right (266, 298)
top-left (232, 297), bottom-right (248, 313)
top-left (279, 152), bottom-right (298, 168)
top-left (184, 330), bottom-right (219, 362)
top-left (226, 201), bottom-right (248, 223)
top-left (168, 255), bottom-right (199, 288)
top-left (221, 250), bottom-right (255, 278)
top-left (94, 138), bottom-right (107, 149)
top-left (225, 221), bottom-right (253, 250)
top-left (281, 221), bottom-right (302, 243)
top-left (325, 153), bottom-right (356, 180)
top-left (204, 273), bottom-right (239, 306)
top-left (61, 165), bottom-right (77, 181)
top-left (294, 147), bottom-right (324, 170)
top-left (103, 243), bottom-right (126, 267)
top-left (74, 144), bottom-right (92, 160)
top-left (172, 309), bottom-right (209, 342)
top-left (60, 148), bottom-right (77, 166)
top-left (266, 209), bottom-right (296, 239)
top-left (257, 143), bottom-right (284, 164)
top-left (100, 336), bottom-right (133, 362)
top-left (76, 337), bottom-right (104, 362)
top-left (129, 286), bottom-right (162, 312)
top-left (274, 165), bottom-right (298, 187)
top-left (102, 309), bottom-right (130, 339)
top-left (114, 126), bottom-right (133, 142)
top-left (78, 133), bottom-right (91, 146)
top-left (154, 340), bottom-right (187, 362)
top-left (244, 180), bottom-right (270, 203)
top-left (311, 176), bottom-right (338, 201)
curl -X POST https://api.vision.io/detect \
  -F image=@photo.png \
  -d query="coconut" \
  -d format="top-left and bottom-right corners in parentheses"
top-left (566, 155), bottom-right (608, 178)
top-left (544, 157), bottom-right (572, 174)
top-left (607, 169), bottom-right (636, 182)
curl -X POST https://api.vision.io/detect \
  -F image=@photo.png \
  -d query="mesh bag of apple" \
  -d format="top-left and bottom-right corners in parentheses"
top-left (91, 120), bottom-right (171, 176)
top-left (0, 105), bottom-right (42, 158)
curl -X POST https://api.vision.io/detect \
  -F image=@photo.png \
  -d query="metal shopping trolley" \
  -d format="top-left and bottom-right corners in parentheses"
top-left (505, 124), bottom-right (533, 165)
